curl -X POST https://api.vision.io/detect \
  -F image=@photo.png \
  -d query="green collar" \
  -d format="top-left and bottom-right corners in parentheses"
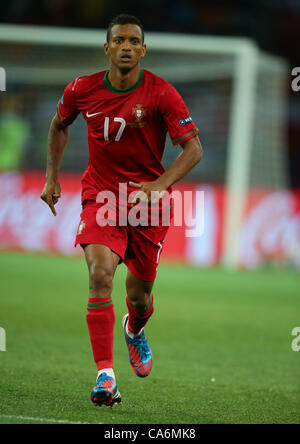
top-left (103, 70), bottom-right (143, 94)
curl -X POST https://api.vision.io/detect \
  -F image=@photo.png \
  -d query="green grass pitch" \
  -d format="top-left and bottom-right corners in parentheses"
top-left (0, 251), bottom-right (299, 424)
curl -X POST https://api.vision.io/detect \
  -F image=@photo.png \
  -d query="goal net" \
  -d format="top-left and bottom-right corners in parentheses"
top-left (0, 24), bottom-right (289, 268)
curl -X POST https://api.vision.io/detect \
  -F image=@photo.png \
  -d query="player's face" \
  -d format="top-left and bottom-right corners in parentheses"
top-left (104, 24), bottom-right (146, 71)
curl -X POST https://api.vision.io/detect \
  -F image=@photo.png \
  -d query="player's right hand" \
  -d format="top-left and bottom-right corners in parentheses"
top-left (40, 181), bottom-right (61, 216)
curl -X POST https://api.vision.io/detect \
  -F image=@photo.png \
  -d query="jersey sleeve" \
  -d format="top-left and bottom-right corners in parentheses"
top-left (159, 83), bottom-right (200, 146)
top-left (56, 78), bottom-right (80, 125)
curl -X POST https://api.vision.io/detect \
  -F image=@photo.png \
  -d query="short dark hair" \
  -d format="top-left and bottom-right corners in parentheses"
top-left (106, 14), bottom-right (144, 43)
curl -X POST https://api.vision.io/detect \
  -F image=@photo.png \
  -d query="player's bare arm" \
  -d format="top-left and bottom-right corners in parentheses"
top-left (40, 114), bottom-right (69, 216)
top-left (130, 136), bottom-right (203, 205)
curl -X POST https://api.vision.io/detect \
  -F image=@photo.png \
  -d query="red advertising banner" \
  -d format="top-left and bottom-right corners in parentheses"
top-left (0, 171), bottom-right (299, 268)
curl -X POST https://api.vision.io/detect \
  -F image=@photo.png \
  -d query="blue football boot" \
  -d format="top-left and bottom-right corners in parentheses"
top-left (91, 372), bottom-right (122, 408)
top-left (122, 314), bottom-right (153, 378)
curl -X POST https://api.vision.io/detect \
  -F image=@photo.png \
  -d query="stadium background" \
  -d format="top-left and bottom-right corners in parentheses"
top-left (0, 0), bottom-right (299, 425)
top-left (1, 0), bottom-right (300, 185)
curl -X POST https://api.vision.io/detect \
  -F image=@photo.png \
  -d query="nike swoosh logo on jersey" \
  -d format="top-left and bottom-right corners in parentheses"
top-left (86, 111), bottom-right (102, 118)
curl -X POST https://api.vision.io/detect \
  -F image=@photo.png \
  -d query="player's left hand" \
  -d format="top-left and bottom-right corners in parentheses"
top-left (129, 181), bottom-right (166, 206)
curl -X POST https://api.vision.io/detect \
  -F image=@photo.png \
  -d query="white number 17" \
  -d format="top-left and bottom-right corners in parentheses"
top-left (104, 117), bottom-right (126, 142)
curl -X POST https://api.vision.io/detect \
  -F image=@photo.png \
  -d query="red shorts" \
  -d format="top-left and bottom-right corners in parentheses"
top-left (75, 200), bottom-right (171, 281)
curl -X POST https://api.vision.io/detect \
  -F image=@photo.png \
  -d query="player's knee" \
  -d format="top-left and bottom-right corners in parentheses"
top-left (128, 290), bottom-right (152, 313)
top-left (89, 263), bottom-right (113, 298)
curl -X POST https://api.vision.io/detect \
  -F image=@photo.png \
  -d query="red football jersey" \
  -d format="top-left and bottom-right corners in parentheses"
top-left (57, 69), bottom-right (200, 207)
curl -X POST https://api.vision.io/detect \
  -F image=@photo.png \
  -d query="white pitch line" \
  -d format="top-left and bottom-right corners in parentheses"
top-left (0, 414), bottom-right (103, 425)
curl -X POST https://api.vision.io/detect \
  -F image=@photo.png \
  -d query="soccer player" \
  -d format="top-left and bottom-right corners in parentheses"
top-left (41, 14), bottom-right (203, 408)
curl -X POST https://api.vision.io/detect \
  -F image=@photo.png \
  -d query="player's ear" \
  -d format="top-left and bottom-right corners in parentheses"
top-left (141, 44), bottom-right (147, 58)
top-left (104, 42), bottom-right (109, 56)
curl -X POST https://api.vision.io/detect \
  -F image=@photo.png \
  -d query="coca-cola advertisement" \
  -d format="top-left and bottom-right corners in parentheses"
top-left (0, 171), bottom-right (299, 268)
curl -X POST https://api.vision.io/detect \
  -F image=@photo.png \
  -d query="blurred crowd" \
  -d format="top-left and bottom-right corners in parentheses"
top-left (1, 0), bottom-right (299, 64)
top-left (1, 0), bottom-right (300, 186)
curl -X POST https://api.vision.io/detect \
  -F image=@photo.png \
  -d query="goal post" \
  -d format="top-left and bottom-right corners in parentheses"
top-left (222, 44), bottom-right (259, 269)
top-left (0, 24), bottom-right (288, 269)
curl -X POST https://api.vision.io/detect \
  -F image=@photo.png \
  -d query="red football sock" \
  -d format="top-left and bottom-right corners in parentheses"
top-left (86, 296), bottom-right (115, 371)
top-left (126, 294), bottom-right (154, 334)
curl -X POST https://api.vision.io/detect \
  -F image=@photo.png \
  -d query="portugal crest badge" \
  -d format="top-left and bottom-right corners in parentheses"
top-left (132, 104), bottom-right (147, 121)
top-left (129, 104), bottom-right (147, 128)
